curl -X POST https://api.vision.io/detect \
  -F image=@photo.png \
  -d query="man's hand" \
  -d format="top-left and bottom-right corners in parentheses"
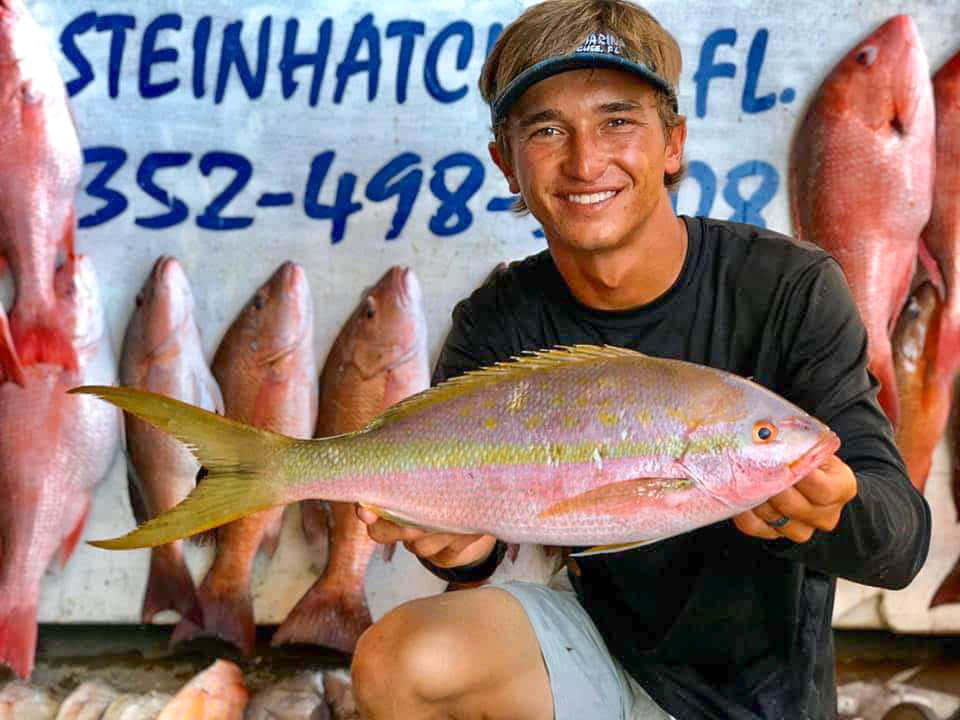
top-left (733, 454), bottom-right (858, 543)
top-left (355, 505), bottom-right (498, 569)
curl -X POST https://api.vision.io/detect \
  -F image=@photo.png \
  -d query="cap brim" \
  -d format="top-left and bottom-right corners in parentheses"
top-left (492, 53), bottom-right (674, 126)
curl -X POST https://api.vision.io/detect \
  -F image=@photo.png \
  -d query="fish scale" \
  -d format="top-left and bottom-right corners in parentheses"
top-left (77, 345), bottom-right (839, 557)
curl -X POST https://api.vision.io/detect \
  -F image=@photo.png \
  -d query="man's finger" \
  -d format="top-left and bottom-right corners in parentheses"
top-left (733, 510), bottom-right (780, 539)
top-left (356, 505), bottom-right (380, 525)
top-left (366, 519), bottom-right (427, 545)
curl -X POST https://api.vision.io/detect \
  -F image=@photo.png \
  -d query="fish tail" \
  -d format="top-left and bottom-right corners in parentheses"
top-left (271, 579), bottom-right (372, 653)
top-left (70, 386), bottom-right (302, 550)
top-left (171, 581), bottom-right (256, 656)
top-left (0, 601), bottom-right (37, 679)
top-left (142, 542), bottom-right (198, 624)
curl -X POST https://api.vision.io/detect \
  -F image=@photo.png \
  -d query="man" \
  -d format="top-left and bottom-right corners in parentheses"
top-left (351, 1), bottom-right (931, 718)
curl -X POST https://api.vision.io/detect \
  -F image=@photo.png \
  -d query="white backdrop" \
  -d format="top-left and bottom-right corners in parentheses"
top-left (17, 0), bottom-right (960, 631)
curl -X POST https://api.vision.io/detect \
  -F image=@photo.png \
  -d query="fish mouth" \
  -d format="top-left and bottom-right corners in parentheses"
top-left (788, 430), bottom-right (841, 481)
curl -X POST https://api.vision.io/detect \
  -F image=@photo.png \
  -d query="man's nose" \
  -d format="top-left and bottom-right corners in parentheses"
top-left (561, 131), bottom-right (607, 182)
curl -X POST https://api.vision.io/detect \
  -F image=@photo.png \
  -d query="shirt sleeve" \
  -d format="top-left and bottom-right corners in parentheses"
top-left (763, 258), bottom-right (931, 589)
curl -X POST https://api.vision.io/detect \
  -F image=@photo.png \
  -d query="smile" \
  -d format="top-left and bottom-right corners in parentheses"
top-left (565, 190), bottom-right (618, 205)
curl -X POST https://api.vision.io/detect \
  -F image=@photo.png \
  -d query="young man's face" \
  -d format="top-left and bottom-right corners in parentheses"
top-left (492, 68), bottom-right (685, 256)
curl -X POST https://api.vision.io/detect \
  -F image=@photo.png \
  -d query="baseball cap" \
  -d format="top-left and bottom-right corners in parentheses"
top-left (491, 30), bottom-right (678, 127)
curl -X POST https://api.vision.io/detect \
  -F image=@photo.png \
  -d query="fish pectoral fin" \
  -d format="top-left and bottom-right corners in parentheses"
top-left (570, 539), bottom-right (662, 557)
top-left (537, 477), bottom-right (693, 519)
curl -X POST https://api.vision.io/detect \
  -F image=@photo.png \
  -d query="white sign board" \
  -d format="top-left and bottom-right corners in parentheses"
top-left (17, 0), bottom-right (959, 630)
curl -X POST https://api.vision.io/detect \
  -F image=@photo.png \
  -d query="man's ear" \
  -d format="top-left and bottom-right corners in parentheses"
top-left (664, 117), bottom-right (687, 176)
top-left (489, 141), bottom-right (521, 195)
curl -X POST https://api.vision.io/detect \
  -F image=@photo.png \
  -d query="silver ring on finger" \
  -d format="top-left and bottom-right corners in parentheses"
top-left (766, 515), bottom-right (790, 529)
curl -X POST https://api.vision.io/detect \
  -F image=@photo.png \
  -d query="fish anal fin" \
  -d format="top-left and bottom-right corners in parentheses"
top-left (12, 324), bottom-right (78, 372)
top-left (126, 456), bottom-right (150, 526)
top-left (537, 477), bottom-right (693, 520)
top-left (918, 238), bottom-right (946, 300)
top-left (60, 498), bottom-right (91, 568)
top-left (570, 539), bottom-right (661, 557)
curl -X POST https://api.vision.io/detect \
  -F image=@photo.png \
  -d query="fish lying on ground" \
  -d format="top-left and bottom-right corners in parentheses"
top-left (322, 670), bottom-right (359, 720)
top-left (790, 14), bottom-right (936, 428)
top-left (274, 266), bottom-right (429, 653)
top-left (0, 0), bottom-right (82, 380)
top-left (0, 681), bottom-right (57, 720)
top-left (101, 692), bottom-right (172, 720)
top-left (54, 681), bottom-right (120, 720)
top-left (892, 283), bottom-right (949, 492)
top-left (245, 672), bottom-right (329, 720)
top-left (121, 256), bottom-right (223, 623)
top-left (0, 256), bottom-right (120, 678)
top-left (171, 262), bottom-right (317, 656)
top-left (76, 345), bottom-right (839, 559)
top-left (155, 659), bottom-right (247, 720)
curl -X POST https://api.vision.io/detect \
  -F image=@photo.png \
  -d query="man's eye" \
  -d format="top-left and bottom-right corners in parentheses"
top-left (608, 118), bottom-right (632, 128)
top-left (533, 127), bottom-right (559, 138)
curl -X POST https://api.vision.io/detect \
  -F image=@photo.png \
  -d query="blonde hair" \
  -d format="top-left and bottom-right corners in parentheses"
top-left (480, 0), bottom-right (685, 212)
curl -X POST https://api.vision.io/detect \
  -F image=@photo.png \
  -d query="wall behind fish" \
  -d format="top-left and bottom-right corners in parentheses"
top-left (22, 0), bottom-right (960, 631)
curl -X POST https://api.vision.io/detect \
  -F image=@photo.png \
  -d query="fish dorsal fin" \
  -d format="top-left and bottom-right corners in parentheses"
top-left (365, 344), bottom-right (644, 429)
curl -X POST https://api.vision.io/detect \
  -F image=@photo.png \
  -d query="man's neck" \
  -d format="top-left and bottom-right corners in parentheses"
top-left (551, 214), bottom-right (688, 311)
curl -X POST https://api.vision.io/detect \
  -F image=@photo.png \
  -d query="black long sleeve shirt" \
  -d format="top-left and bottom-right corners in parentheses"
top-left (429, 216), bottom-right (930, 720)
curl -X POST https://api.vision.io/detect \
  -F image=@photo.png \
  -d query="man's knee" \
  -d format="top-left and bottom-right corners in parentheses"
top-left (352, 598), bottom-right (474, 708)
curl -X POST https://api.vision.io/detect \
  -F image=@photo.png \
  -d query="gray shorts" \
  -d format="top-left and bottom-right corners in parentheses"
top-left (487, 580), bottom-right (675, 720)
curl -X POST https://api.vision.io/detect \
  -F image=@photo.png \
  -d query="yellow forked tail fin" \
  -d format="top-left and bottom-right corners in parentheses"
top-left (70, 385), bottom-right (295, 550)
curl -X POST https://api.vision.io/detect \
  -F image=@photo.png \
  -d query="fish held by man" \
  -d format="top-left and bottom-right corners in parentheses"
top-left (75, 346), bottom-right (839, 557)
top-left (273, 266), bottom-right (430, 653)
top-left (789, 14), bottom-right (937, 428)
top-left (0, 0), bottom-right (83, 378)
top-left (170, 261), bottom-right (317, 656)
top-left (120, 256), bottom-right (224, 623)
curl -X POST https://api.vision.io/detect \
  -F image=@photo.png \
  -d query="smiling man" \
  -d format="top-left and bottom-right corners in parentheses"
top-left (351, 2), bottom-right (930, 719)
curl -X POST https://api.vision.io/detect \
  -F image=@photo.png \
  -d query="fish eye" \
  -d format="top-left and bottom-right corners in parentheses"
top-left (752, 421), bottom-right (777, 443)
top-left (253, 294), bottom-right (266, 310)
top-left (134, 293), bottom-right (143, 308)
top-left (364, 298), bottom-right (376, 319)
top-left (855, 45), bottom-right (877, 66)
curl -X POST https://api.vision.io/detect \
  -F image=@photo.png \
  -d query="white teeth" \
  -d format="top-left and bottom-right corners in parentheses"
top-left (566, 190), bottom-right (616, 205)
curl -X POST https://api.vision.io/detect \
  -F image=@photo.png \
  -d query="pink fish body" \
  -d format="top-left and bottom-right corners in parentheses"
top-left (0, 0), bottom-right (82, 378)
top-left (790, 15), bottom-right (936, 427)
top-left (171, 261), bottom-right (317, 655)
top-left (0, 256), bottom-right (120, 678)
top-left (274, 266), bottom-right (429, 652)
top-left (82, 346), bottom-right (839, 556)
top-left (120, 257), bottom-right (223, 623)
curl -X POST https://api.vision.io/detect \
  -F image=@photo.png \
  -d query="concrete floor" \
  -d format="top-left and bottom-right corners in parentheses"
top-left (3, 627), bottom-right (960, 716)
